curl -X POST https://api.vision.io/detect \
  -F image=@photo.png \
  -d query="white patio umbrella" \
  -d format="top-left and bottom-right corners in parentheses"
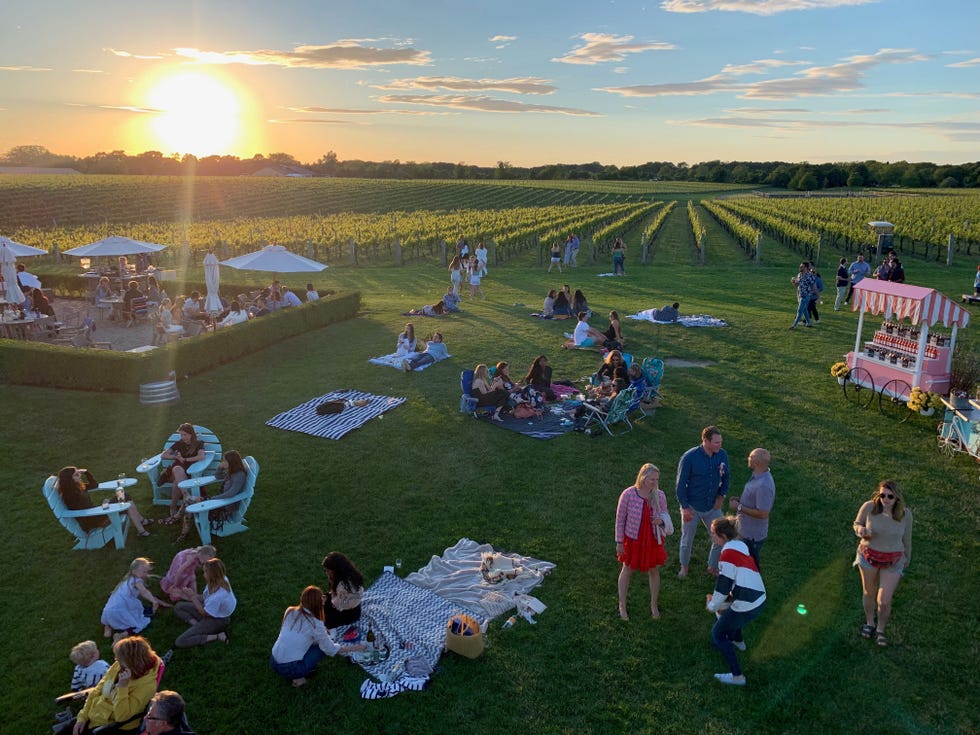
top-left (0, 236), bottom-right (47, 257)
top-left (220, 244), bottom-right (327, 274)
top-left (203, 252), bottom-right (222, 315)
top-left (0, 244), bottom-right (25, 305)
top-left (63, 235), bottom-right (168, 257)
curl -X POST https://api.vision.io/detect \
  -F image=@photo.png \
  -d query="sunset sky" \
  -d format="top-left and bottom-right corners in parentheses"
top-left (1, 0), bottom-right (977, 166)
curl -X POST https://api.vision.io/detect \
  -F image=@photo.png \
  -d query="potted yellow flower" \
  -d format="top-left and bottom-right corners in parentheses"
top-left (830, 361), bottom-right (850, 385)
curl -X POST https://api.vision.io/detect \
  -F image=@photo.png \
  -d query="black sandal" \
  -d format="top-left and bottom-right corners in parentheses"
top-left (860, 624), bottom-right (874, 639)
top-left (875, 631), bottom-right (888, 647)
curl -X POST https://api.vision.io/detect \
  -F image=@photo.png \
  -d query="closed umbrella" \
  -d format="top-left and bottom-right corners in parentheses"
top-left (0, 244), bottom-right (25, 305)
top-left (220, 244), bottom-right (327, 274)
top-left (204, 252), bottom-right (222, 315)
top-left (0, 236), bottom-right (47, 257)
top-left (63, 236), bottom-right (167, 257)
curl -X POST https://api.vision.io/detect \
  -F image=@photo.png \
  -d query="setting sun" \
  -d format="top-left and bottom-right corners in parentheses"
top-left (146, 71), bottom-right (245, 157)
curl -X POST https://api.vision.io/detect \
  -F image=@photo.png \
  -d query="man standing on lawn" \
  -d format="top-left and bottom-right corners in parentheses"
top-left (728, 448), bottom-right (775, 568)
top-left (676, 425), bottom-right (730, 578)
top-left (845, 254), bottom-right (871, 305)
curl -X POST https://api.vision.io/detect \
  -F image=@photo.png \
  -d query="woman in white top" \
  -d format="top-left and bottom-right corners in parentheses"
top-left (270, 586), bottom-right (365, 687)
top-left (173, 558), bottom-right (236, 647)
top-left (396, 323), bottom-right (417, 356)
top-left (475, 241), bottom-right (488, 276)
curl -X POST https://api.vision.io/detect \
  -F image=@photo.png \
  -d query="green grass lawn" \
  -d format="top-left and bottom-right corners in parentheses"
top-left (3, 228), bottom-right (979, 734)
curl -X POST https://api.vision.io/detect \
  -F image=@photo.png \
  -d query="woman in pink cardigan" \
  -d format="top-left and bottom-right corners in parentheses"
top-left (615, 463), bottom-right (674, 620)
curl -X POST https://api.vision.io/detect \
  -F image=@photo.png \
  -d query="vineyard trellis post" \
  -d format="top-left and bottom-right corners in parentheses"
top-left (699, 234), bottom-right (705, 265)
top-left (440, 239), bottom-right (448, 266)
top-left (348, 238), bottom-right (357, 266)
top-left (489, 238), bottom-right (496, 269)
top-left (755, 234), bottom-right (761, 265)
top-left (947, 235), bottom-right (955, 267)
top-left (395, 238), bottom-right (403, 266)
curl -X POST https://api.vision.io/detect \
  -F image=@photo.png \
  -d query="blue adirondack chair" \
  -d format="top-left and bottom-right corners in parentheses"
top-left (137, 425), bottom-right (222, 506)
top-left (459, 370), bottom-right (494, 417)
top-left (42, 476), bottom-right (131, 550)
top-left (183, 456), bottom-right (258, 545)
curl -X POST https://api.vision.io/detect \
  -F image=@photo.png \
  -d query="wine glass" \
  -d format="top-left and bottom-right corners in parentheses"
top-left (395, 558), bottom-right (403, 572)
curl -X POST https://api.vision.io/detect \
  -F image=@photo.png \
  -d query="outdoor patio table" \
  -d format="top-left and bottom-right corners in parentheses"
top-left (0, 314), bottom-right (49, 340)
top-left (98, 297), bottom-right (125, 322)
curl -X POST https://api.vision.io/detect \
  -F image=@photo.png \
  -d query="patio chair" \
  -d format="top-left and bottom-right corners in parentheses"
top-left (41, 476), bottom-right (131, 550)
top-left (124, 296), bottom-right (150, 327)
top-left (138, 425), bottom-right (222, 507)
top-left (581, 386), bottom-right (637, 437)
top-left (183, 455), bottom-right (258, 545)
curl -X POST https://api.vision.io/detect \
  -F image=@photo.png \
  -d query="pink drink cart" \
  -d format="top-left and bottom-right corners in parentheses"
top-left (841, 279), bottom-right (970, 421)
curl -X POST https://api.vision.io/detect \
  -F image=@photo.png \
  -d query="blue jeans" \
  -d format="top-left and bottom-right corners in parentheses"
top-left (791, 296), bottom-right (812, 327)
top-left (270, 644), bottom-right (326, 680)
top-left (679, 507), bottom-right (723, 568)
top-left (711, 603), bottom-right (765, 676)
top-left (741, 537), bottom-right (765, 569)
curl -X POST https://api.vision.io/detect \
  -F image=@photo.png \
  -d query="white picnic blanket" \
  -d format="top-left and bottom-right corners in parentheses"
top-left (368, 351), bottom-right (450, 371)
top-left (265, 389), bottom-right (405, 440)
top-left (405, 538), bottom-right (555, 620)
top-left (628, 310), bottom-right (728, 327)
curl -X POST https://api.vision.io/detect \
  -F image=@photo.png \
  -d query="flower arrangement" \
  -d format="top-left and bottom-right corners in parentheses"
top-left (908, 387), bottom-right (944, 414)
top-left (830, 361), bottom-right (850, 379)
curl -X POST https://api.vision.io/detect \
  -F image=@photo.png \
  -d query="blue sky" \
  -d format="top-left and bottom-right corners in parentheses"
top-left (1, 0), bottom-right (977, 166)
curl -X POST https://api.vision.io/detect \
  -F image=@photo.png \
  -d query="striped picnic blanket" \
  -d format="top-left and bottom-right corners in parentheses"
top-left (265, 389), bottom-right (405, 440)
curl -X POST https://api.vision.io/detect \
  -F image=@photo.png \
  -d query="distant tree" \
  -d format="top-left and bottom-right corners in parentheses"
top-left (0, 144), bottom-right (60, 166)
top-left (846, 171), bottom-right (864, 188)
top-left (765, 165), bottom-right (794, 189)
top-left (938, 176), bottom-right (960, 188)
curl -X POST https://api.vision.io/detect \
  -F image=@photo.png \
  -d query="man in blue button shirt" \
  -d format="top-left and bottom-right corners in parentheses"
top-left (676, 425), bottom-right (729, 578)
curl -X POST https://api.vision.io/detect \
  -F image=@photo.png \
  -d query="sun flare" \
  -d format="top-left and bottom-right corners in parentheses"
top-left (147, 72), bottom-right (244, 157)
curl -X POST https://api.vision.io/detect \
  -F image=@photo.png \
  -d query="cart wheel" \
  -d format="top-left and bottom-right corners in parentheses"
top-left (843, 367), bottom-right (875, 409)
top-left (879, 379), bottom-right (912, 422)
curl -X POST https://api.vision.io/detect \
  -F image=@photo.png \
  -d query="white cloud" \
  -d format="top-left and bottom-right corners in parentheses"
top-left (598, 47), bottom-right (930, 100)
top-left (104, 48), bottom-right (164, 60)
top-left (375, 93), bottom-right (600, 116)
top-left (723, 107), bottom-right (809, 114)
top-left (268, 118), bottom-right (370, 125)
top-left (490, 35), bottom-right (517, 49)
top-left (720, 59), bottom-right (808, 75)
top-left (946, 57), bottom-right (980, 68)
top-left (552, 33), bottom-right (677, 65)
top-left (614, 67), bottom-right (629, 74)
top-left (661, 0), bottom-right (877, 15)
top-left (287, 106), bottom-right (453, 116)
top-left (0, 65), bottom-right (51, 72)
top-left (667, 115), bottom-right (980, 143)
top-left (174, 41), bottom-right (432, 69)
top-left (374, 76), bottom-right (556, 95)
top-left (72, 69), bottom-right (104, 74)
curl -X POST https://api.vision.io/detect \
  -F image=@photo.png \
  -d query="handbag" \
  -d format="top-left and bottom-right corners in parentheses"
top-left (445, 614), bottom-right (484, 659)
top-left (860, 545), bottom-right (902, 568)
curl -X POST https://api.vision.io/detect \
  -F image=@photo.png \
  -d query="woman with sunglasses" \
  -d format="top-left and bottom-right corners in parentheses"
top-left (852, 480), bottom-right (912, 646)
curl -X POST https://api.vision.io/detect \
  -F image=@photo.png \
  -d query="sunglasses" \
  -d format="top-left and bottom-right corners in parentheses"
top-left (879, 493), bottom-right (896, 500)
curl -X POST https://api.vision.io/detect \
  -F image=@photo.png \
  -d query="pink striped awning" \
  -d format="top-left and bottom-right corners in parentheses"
top-left (852, 279), bottom-right (970, 328)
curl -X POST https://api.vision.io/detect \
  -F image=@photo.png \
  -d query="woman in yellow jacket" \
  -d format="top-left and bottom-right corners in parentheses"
top-left (71, 636), bottom-right (161, 734)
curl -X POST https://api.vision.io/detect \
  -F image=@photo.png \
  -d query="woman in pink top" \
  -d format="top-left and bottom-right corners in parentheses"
top-left (615, 463), bottom-right (673, 620)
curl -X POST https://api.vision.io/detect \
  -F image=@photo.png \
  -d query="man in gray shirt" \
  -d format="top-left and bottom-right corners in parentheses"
top-left (845, 254), bottom-right (871, 305)
top-left (728, 448), bottom-right (775, 567)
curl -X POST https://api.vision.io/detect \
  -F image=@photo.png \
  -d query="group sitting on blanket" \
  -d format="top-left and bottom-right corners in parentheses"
top-left (471, 359), bottom-right (555, 421)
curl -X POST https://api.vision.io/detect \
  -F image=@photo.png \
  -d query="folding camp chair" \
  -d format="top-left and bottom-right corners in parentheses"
top-left (581, 386), bottom-right (637, 436)
top-left (459, 370), bottom-right (494, 418)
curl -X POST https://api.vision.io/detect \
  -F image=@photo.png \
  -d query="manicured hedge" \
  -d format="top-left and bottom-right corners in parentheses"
top-left (0, 291), bottom-right (360, 392)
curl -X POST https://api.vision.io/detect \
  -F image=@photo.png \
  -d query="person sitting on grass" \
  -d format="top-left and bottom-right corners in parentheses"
top-left (651, 302), bottom-right (680, 322)
top-left (402, 332), bottom-right (449, 371)
top-left (443, 287), bottom-right (461, 313)
top-left (603, 310), bottom-right (624, 349)
top-left (552, 289), bottom-right (572, 317)
top-left (564, 311), bottom-right (608, 349)
top-left (542, 289), bottom-right (557, 318)
top-left (523, 355), bottom-right (556, 401)
top-left (321, 552), bottom-right (365, 629)
top-left (159, 545), bottom-right (217, 603)
top-left (173, 558), bottom-right (236, 648)
top-left (270, 586), bottom-right (366, 688)
top-left (572, 289), bottom-right (590, 317)
top-left (101, 557), bottom-right (171, 640)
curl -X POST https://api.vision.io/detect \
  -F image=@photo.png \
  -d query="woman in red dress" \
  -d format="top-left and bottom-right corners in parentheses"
top-left (615, 463), bottom-right (673, 619)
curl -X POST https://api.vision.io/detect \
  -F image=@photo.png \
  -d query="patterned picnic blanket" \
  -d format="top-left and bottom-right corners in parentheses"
top-left (480, 403), bottom-right (578, 440)
top-left (368, 352), bottom-right (450, 371)
top-left (406, 537), bottom-right (555, 619)
top-left (265, 389), bottom-right (405, 440)
top-left (627, 310), bottom-right (728, 327)
top-left (340, 572), bottom-right (484, 683)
